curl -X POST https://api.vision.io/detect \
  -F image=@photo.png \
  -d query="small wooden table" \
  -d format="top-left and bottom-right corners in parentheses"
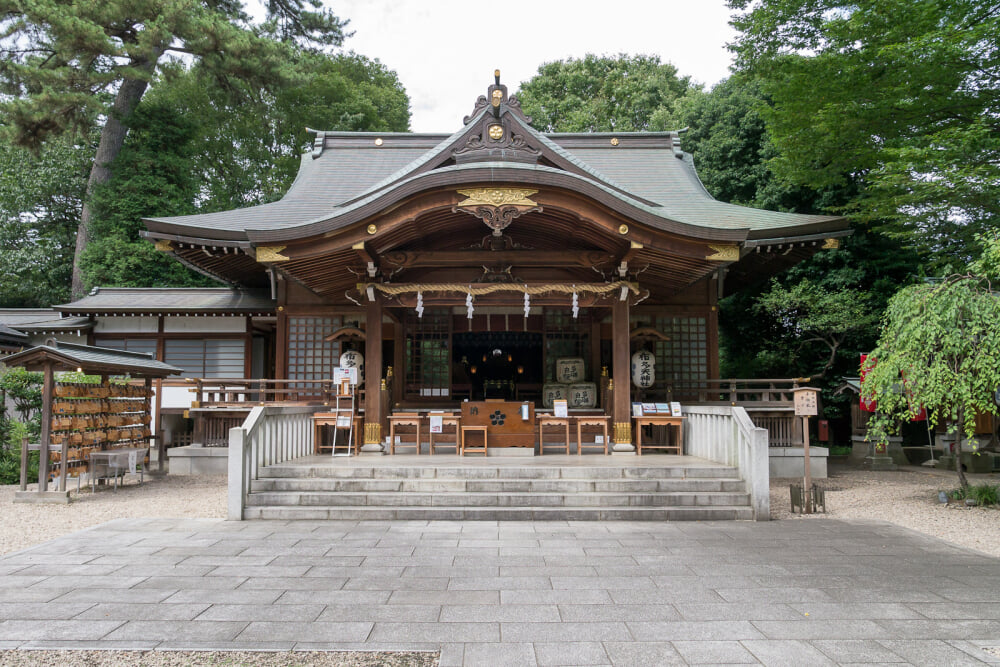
top-left (461, 425), bottom-right (488, 455)
top-left (634, 415), bottom-right (684, 455)
top-left (428, 414), bottom-right (461, 454)
top-left (389, 412), bottom-right (423, 454)
top-left (576, 416), bottom-right (609, 455)
top-left (313, 413), bottom-right (362, 455)
top-left (538, 416), bottom-right (571, 454)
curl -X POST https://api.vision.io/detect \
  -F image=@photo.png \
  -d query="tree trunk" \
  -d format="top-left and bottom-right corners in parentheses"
top-left (71, 56), bottom-right (162, 298)
top-left (955, 406), bottom-right (969, 489)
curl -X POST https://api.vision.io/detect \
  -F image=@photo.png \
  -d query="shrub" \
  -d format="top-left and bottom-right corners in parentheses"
top-left (967, 483), bottom-right (1000, 507)
top-left (0, 421), bottom-right (38, 485)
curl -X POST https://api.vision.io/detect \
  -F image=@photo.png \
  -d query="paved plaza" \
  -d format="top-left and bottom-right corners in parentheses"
top-left (0, 518), bottom-right (997, 665)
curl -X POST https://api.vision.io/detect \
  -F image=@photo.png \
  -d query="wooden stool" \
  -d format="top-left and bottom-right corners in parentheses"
top-left (461, 425), bottom-right (488, 455)
top-left (576, 416), bottom-right (609, 455)
top-left (538, 416), bottom-right (571, 454)
top-left (389, 413), bottom-right (422, 454)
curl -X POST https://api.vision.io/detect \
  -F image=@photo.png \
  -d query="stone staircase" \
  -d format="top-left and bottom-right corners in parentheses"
top-left (242, 460), bottom-right (754, 520)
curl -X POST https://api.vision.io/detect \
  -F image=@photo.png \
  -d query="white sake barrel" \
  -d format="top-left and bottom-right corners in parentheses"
top-left (555, 357), bottom-right (586, 383)
top-left (568, 383), bottom-right (597, 408)
top-left (542, 383), bottom-right (569, 408)
top-left (631, 350), bottom-right (655, 388)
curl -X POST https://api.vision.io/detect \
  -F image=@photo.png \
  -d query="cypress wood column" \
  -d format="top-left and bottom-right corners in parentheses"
top-left (362, 295), bottom-right (385, 454)
top-left (611, 296), bottom-right (635, 453)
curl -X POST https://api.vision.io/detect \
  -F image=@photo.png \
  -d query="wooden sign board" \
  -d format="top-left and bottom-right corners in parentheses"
top-left (461, 401), bottom-right (535, 447)
top-left (793, 387), bottom-right (820, 417)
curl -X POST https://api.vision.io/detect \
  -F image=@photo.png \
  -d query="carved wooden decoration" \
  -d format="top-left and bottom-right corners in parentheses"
top-left (453, 188), bottom-right (542, 236)
top-left (455, 72), bottom-right (540, 164)
top-left (255, 246), bottom-right (290, 262)
top-left (706, 244), bottom-right (740, 262)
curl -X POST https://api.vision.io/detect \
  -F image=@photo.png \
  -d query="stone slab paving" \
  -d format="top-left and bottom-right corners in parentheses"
top-left (0, 518), bottom-right (998, 665)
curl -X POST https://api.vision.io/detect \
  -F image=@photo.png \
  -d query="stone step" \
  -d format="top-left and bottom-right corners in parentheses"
top-left (250, 477), bottom-right (748, 494)
top-left (257, 465), bottom-right (741, 481)
top-left (244, 490), bottom-right (751, 508)
top-left (242, 505), bottom-right (754, 521)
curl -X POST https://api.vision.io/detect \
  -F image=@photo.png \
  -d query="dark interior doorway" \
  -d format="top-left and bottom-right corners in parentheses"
top-left (452, 332), bottom-right (543, 402)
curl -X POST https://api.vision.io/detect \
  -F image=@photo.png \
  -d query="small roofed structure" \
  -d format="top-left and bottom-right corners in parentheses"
top-left (0, 323), bottom-right (28, 357)
top-left (5, 341), bottom-right (181, 503)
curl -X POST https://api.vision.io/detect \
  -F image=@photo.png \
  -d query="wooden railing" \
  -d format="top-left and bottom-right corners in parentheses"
top-left (228, 405), bottom-right (321, 520)
top-left (666, 378), bottom-right (806, 405)
top-left (684, 405), bottom-right (770, 520)
top-left (188, 378), bottom-right (365, 407)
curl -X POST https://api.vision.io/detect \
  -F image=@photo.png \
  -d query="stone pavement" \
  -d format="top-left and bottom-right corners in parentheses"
top-left (0, 518), bottom-right (998, 666)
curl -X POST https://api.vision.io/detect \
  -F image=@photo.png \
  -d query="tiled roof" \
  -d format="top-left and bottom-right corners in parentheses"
top-left (2, 341), bottom-right (181, 377)
top-left (57, 288), bottom-right (276, 313)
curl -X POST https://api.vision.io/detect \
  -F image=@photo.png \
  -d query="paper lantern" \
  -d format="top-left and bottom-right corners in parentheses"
top-left (631, 350), bottom-right (655, 388)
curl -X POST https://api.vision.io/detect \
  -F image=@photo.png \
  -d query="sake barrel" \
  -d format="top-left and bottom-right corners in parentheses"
top-left (555, 357), bottom-right (586, 383)
top-left (542, 383), bottom-right (569, 408)
top-left (568, 383), bottom-right (597, 408)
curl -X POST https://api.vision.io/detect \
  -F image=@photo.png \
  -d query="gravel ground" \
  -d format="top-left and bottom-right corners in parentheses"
top-left (771, 465), bottom-right (1000, 558)
top-left (0, 474), bottom-right (227, 556)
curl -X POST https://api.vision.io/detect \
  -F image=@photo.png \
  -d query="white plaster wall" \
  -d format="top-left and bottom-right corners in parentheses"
top-left (94, 317), bottom-right (158, 333)
top-left (164, 316), bottom-right (246, 333)
top-left (161, 385), bottom-right (196, 409)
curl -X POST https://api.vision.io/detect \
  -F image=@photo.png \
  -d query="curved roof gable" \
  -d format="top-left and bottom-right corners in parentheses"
top-left (143, 75), bottom-right (845, 245)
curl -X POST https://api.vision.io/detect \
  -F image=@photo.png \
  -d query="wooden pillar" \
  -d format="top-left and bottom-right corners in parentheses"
top-left (362, 295), bottom-right (384, 453)
top-left (392, 314), bottom-right (405, 408)
top-left (611, 296), bottom-right (634, 453)
top-left (590, 315), bottom-right (601, 392)
top-left (37, 361), bottom-right (54, 491)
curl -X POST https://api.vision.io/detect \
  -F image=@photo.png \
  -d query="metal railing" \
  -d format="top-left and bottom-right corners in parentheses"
top-left (684, 405), bottom-right (770, 521)
top-left (228, 405), bottom-right (321, 520)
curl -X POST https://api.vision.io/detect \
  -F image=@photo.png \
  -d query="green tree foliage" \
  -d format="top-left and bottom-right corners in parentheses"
top-left (755, 279), bottom-right (878, 380)
top-left (668, 76), bottom-right (856, 213)
top-left (78, 52), bottom-right (409, 287)
top-left (81, 102), bottom-right (214, 288)
top-left (863, 238), bottom-right (1000, 488)
top-left (517, 54), bottom-right (697, 133)
top-left (728, 0), bottom-right (1000, 265)
top-left (0, 0), bottom-right (347, 296)
top-left (0, 367), bottom-right (43, 425)
top-left (0, 133), bottom-right (91, 306)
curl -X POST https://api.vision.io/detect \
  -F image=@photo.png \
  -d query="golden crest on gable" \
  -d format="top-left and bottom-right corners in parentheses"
top-left (706, 244), bottom-right (740, 261)
top-left (456, 188), bottom-right (538, 207)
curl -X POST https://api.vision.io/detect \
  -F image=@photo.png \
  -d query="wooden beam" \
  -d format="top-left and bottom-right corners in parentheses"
top-left (381, 250), bottom-right (615, 268)
top-left (352, 241), bottom-right (379, 277)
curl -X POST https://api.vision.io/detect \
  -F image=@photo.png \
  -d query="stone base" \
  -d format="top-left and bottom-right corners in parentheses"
top-left (850, 435), bottom-right (907, 467)
top-left (863, 455), bottom-right (897, 471)
top-left (13, 490), bottom-right (71, 504)
top-left (936, 453), bottom-right (996, 474)
top-left (488, 447), bottom-right (535, 457)
top-left (769, 446), bottom-right (828, 478)
top-left (167, 445), bottom-right (229, 475)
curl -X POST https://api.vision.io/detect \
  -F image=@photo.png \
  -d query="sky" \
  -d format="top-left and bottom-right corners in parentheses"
top-left (333, 0), bottom-right (739, 133)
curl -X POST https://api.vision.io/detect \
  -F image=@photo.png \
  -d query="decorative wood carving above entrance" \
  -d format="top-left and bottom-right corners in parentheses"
top-left (455, 70), bottom-right (541, 165)
top-left (705, 244), bottom-right (740, 262)
top-left (453, 188), bottom-right (543, 236)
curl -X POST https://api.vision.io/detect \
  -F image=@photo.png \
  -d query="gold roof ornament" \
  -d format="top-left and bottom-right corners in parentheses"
top-left (822, 238), bottom-right (841, 249)
top-left (456, 188), bottom-right (538, 207)
top-left (255, 246), bottom-right (289, 262)
top-left (706, 244), bottom-right (740, 261)
top-left (154, 239), bottom-right (175, 252)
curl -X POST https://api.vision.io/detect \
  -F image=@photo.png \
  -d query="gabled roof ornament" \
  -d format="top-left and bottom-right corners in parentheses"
top-left (455, 70), bottom-right (540, 164)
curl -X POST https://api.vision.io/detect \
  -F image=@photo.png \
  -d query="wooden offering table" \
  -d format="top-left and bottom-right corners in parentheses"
top-left (634, 415), bottom-right (684, 455)
top-left (461, 401), bottom-right (535, 450)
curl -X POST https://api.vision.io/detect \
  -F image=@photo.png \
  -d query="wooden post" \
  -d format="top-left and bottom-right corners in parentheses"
top-left (803, 415), bottom-right (812, 514)
top-left (392, 316), bottom-right (405, 408)
top-left (37, 361), bottom-right (53, 492)
top-left (363, 295), bottom-right (384, 453)
top-left (19, 437), bottom-right (29, 491)
top-left (611, 297), bottom-right (634, 453)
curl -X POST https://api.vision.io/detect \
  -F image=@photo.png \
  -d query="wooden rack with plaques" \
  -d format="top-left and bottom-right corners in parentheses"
top-left (47, 381), bottom-right (152, 483)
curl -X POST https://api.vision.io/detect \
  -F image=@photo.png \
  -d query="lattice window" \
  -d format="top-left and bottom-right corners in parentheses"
top-left (287, 316), bottom-right (341, 381)
top-left (651, 316), bottom-right (708, 395)
top-left (164, 339), bottom-right (245, 378)
top-left (405, 309), bottom-right (450, 398)
top-left (543, 308), bottom-right (591, 382)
